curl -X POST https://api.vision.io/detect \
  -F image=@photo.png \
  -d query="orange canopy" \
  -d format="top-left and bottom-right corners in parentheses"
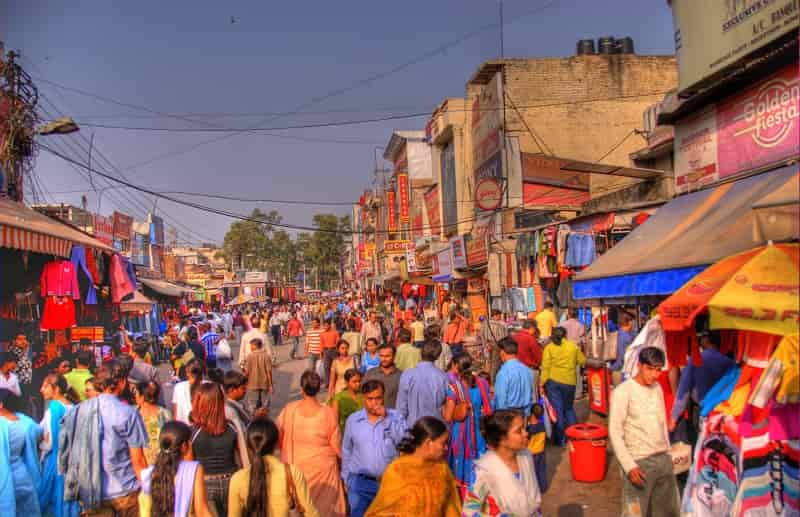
top-left (659, 243), bottom-right (799, 335)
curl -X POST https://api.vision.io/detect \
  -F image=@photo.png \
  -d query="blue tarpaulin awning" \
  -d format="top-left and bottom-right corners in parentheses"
top-left (573, 165), bottom-right (799, 300)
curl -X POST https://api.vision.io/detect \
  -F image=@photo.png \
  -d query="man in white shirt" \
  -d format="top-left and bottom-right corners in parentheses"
top-left (609, 346), bottom-right (680, 517)
top-left (0, 351), bottom-right (21, 396)
top-left (239, 313), bottom-right (273, 369)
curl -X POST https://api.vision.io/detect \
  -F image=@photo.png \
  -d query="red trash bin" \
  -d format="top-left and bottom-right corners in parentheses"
top-left (565, 423), bottom-right (608, 482)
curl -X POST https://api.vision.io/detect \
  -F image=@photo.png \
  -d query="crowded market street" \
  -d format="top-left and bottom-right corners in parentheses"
top-left (2, 2), bottom-right (799, 517)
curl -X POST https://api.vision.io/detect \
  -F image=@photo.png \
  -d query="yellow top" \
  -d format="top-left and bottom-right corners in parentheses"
top-left (395, 343), bottom-right (422, 371)
top-left (410, 320), bottom-right (425, 342)
top-left (365, 454), bottom-right (461, 517)
top-left (227, 454), bottom-right (320, 517)
top-left (540, 338), bottom-right (586, 386)
top-left (528, 432), bottom-right (546, 455)
top-left (535, 309), bottom-right (558, 338)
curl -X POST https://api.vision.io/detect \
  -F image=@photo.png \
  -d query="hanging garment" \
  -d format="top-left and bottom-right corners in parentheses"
top-left (526, 287), bottom-right (537, 313)
top-left (109, 254), bottom-right (134, 304)
top-left (557, 225), bottom-right (569, 266)
top-left (41, 297), bottom-right (77, 331)
top-left (41, 260), bottom-right (81, 299)
top-left (731, 436), bottom-right (800, 517)
top-left (750, 336), bottom-right (800, 408)
top-left (121, 256), bottom-right (137, 290)
top-left (510, 288), bottom-right (527, 313)
top-left (84, 248), bottom-right (102, 285)
top-left (70, 246), bottom-right (97, 305)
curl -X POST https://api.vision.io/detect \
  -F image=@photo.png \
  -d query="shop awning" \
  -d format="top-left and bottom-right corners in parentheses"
top-left (121, 290), bottom-right (155, 313)
top-left (573, 164), bottom-right (799, 300)
top-left (139, 278), bottom-right (192, 298)
top-left (0, 199), bottom-right (113, 257)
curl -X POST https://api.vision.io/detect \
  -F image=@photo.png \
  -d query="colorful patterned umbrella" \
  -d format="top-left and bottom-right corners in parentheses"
top-left (659, 243), bottom-right (799, 336)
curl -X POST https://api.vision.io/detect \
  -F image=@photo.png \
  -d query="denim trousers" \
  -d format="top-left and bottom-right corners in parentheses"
top-left (290, 336), bottom-right (302, 359)
top-left (544, 380), bottom-right (576, 446)
top-left (270, 324), bottom-right (282, 346)
top-left (204, 474), bottom-right (232, 517)
top-left (347, 474), bottom-right (380, 517)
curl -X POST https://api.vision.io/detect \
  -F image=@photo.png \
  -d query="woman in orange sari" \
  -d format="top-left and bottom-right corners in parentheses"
top-left (365, 416), bottom-right (461, 517)
top-left (277, 370), bottom-right (347, 517)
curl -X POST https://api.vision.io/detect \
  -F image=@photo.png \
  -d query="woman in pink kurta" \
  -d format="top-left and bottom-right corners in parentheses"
top-left (277, 371), bottom-right (347, 517)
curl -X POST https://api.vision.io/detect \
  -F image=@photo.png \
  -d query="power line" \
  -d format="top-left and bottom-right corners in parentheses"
top-left (42, 143), bottom-right (515, 235)
top-left (27, 0), bottom-right (563, 174)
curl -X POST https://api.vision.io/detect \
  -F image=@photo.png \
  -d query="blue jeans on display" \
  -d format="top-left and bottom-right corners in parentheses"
top-left (545, 380), bottom-right (576, 446)
top-left (347, 474), bottom-right (380, 517)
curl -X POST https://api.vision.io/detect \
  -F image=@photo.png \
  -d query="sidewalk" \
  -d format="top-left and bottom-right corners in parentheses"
top-left (540, 399), bottom-right (622, 516)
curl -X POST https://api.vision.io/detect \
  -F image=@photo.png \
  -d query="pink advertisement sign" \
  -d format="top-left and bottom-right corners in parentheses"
top-left (717, 64), bottom-right (799, 178)
top-left (675, 64), bottom-right (799, 193)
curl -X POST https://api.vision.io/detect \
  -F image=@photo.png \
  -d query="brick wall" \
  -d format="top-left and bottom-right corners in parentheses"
top-left (467, 55), bottom-right (677, 197)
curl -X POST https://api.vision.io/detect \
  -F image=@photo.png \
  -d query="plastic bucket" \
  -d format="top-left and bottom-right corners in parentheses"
top-left (565, 423), bottom-right (608, 482)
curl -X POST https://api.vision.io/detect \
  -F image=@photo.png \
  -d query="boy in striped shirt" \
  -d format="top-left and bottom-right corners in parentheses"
top-left (305, 317), bottom-right (323, 373)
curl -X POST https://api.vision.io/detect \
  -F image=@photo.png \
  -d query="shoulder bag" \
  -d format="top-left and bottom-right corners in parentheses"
top-left (451, 380), bottom-right (471, 422)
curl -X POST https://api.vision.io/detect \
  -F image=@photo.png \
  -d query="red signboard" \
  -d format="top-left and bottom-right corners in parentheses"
top-left (113, 211), bottom-right (133, 241)
top-left (397, 173), bottom-right (410, 222)
top-left (386, 190), bottom-right (397, 233)
top-left (92, 214), bottom-right (114, 246)
top-left (424, 186), bottom-right (441, 235)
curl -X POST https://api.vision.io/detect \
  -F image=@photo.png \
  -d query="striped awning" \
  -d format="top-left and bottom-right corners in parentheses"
top-left (0, 223), bottom-right (73, 257)
top-left (0, 198), bottom-right (112, 257)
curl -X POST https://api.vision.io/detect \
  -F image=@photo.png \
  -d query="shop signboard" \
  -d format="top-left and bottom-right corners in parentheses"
top-left (244, 271), bottom-right (268, 283)
top-left (466, 215), bottom-right (492, 266)
top-left (475, 176), bottom-right (503, 212)
top-left (424, 185), bottom-right (441, 235)
top-left (472, 72), bottom-right (504, 171)
top-left (386, 190), bottom-right (397, 233)
top-left (384, 239), bottom-right (414, 254)
top-left (440, 142), bottom-right (457, 231)
top-left (449, 235), bottom-right (468, 269)
top-left (432, 246), bottom-right (453, 282)
top-left (671, 0), bottom-right (799, 95)
top-left (112, 211), bottom-right (133, 241)
top-left (92, 214), bottom-right (114, 246)
top-left (397, 172), bottom-right (410, 222)
top-left (405, 250), bottom-right (418, 272)
top-left (675, 64), bottom-right (799, 193)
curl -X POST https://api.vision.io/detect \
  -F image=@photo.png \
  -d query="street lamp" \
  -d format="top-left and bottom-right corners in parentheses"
top-left (37, 117), bottom-right (79, 136)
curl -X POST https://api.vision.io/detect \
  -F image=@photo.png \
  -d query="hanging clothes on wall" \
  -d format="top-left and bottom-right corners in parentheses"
top-left (70, 245), bottom-right (98, 305)
top-left (110, 254), bottom-right (135, 303)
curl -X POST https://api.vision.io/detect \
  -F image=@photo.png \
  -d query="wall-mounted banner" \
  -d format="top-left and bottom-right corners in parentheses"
top-left (671, 0), bottom-right (800, 95)
top-left (92, 214), bottom-right (114, 246)
top-left (386, 190), bottom-right (397, 233)
top-left (112, 211), bottom-right (133, 241)
top-left (449, 235), bottom-right (468, 269)
top-left (675, 64), bottom-right (799, 193)
top-left (432, 246), bottom-right (453, 282)
top-left (466, 215), bottom-right (493, 266)
top-left (424, 185), bottom-right (441, 235)
top-left (397, 172), bottom-right (410, 222)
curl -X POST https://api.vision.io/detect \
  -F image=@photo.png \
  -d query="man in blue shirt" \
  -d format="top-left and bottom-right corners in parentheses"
top-left (669, 330), bottom-right (735, 433)
top-left (341, 379), bottom-right (407, 517)
top-left (199, 322), bottom-right (220, 369)
top-left (494, 336), bottom-right (533, 416)
top-left (396, 339), bottom-right (448, 427)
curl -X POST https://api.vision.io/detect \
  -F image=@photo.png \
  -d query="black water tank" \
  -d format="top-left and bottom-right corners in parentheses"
top-left (617, 36), bottom-right (635, 54)
top-left (597, 36), bottom-right (616, 55)
top-left (576, 39), bottom-right (596, 55)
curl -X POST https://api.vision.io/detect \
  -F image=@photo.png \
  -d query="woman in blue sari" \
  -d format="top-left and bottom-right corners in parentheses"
top-left (442, 354), bottom-right (492, 495)
top-left (0, 387), bottom-right (42, 515)
top-left (39, 374), bottom-right (80, 517)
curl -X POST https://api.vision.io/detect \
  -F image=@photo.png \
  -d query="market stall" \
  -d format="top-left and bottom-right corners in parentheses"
top-left (655, 243), bottom-right (799, 515)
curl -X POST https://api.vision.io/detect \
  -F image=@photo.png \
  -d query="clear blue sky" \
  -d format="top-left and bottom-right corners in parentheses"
top-left (2, 0), bottom-right (675, 245)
